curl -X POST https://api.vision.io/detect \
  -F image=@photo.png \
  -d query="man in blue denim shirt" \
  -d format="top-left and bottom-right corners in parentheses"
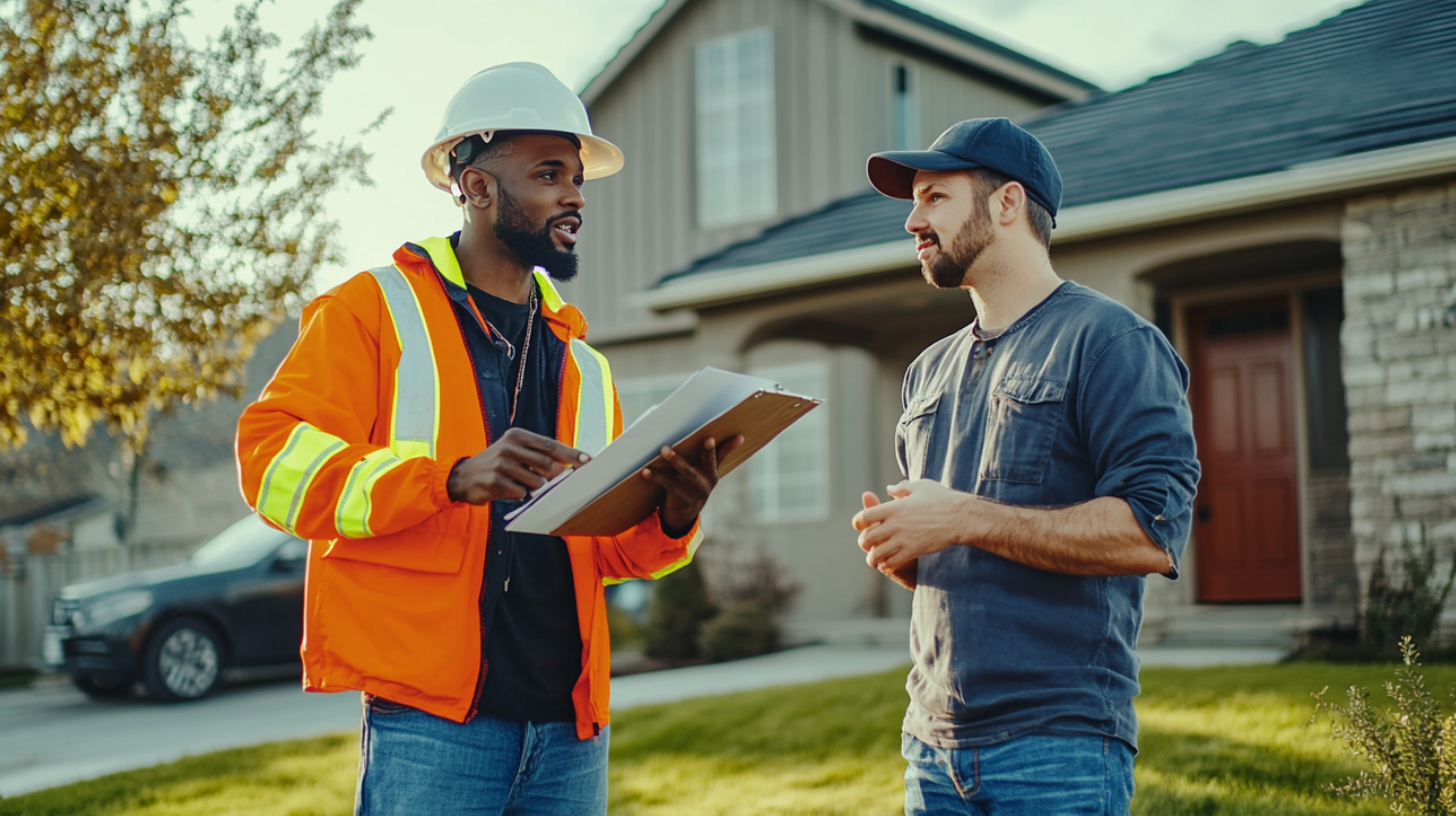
top-left (853, 119), bottom-right (1200, 815)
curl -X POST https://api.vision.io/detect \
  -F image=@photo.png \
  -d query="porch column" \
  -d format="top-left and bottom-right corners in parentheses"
top-left (1340, 181), bottom-right (1456, 601)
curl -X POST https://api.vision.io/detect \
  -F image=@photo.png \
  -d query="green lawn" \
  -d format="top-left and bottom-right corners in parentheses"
top-left (5, 661), bottom-right (1453, 816)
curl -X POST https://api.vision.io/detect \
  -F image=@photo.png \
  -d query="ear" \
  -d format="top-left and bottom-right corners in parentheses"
top-left (992, 182), bottom-right (1026, 227)
top-left (458, 166), bottom-right (497, 213)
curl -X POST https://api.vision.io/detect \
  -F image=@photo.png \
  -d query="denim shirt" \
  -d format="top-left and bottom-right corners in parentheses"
top-left (896, 281), bottom-right (1200, 751)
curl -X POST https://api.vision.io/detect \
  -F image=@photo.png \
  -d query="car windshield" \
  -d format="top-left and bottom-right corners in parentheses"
top-left (190, 515), bottom-right (293, 567)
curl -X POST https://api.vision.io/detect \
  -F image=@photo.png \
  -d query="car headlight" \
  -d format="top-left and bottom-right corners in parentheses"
top-left (83, 590), bottom-right (154, 628)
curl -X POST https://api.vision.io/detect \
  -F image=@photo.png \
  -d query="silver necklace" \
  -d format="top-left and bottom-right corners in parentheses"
top-left (509, 286), bottom-right (538, 425)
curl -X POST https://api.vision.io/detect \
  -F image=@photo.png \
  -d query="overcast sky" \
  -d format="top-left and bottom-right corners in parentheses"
top-left (185, 0), bottom-right (1366, 293)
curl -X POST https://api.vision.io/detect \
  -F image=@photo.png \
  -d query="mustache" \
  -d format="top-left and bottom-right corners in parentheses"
top-left (548, 211), bottom-right (582, 229)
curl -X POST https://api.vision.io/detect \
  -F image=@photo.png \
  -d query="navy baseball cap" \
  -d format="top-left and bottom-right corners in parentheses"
top-left (867, 118), bottom-right (1062, 223)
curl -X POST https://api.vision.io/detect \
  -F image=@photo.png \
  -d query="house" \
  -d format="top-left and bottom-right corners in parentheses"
top-left (566, 0), bottom-right (1101, 636)
top-left (574, 0), bottom-right (1456, 644)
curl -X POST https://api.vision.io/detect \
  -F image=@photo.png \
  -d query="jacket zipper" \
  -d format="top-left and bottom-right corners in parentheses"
top-left (420, 255), bottom-right (493, 724)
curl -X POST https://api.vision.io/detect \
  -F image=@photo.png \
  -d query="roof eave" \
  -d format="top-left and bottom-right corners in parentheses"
top-left (817, 0), bottom-right (1096, 102)
top-left (582, 0), bottom-right (1094, 108)
top-left (580, 0), bottom-right (693, 105)
top-left (641, 135), bottom-right (1456, 312)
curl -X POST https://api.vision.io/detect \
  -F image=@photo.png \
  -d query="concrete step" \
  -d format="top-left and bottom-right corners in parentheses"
top-left (1141, 605), bottom-right (1344, 651)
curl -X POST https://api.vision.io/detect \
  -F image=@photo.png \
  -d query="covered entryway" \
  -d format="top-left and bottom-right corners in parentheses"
top-left (1188, 297), bottom-right (1303, 602)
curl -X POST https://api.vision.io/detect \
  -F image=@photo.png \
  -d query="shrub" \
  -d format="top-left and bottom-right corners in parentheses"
top-left (606, 602), bottom-right (643, 650)
top-left (700, 604), bottom-right (780, 663)
top-left (1312, 637), bottom-right (1456, 814)
top-left (643, 560), bottom-right (719, 660)
top-left (710, 546), bottom-right (801, 615)
top-left (1362, 523), bottom-right (1456, 652)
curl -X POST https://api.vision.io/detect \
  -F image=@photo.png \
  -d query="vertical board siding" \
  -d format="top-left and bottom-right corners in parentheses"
top-left (577, 0), bottom-right (1057, 341)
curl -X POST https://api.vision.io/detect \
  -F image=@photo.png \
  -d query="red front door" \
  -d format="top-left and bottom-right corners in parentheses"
top-left (1189, 298), bottom-right (1302, 603)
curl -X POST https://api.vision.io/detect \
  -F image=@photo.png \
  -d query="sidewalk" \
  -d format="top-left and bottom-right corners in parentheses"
top-left (0, 642), bottom-right (1285, 797)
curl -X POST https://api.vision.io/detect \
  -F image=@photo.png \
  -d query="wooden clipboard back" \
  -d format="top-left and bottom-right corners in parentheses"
top-left (548, 390), bottom-right (822, 537)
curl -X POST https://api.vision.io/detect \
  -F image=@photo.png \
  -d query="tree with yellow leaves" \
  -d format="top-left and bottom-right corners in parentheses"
top-left (1, 0), bottom-right (384, 541)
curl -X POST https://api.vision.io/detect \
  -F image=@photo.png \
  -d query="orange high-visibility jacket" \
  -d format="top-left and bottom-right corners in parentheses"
top-left (235, 237), bottom-right (701, 739)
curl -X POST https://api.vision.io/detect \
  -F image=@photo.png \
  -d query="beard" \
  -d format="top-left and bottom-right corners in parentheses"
top-left (494, 185), bottom-right (580, 282)
top-left (921, 203), bottom-right (995, 290)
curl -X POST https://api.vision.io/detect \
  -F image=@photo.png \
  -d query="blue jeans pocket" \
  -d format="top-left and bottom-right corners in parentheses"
top-left (366, 694), bottom-right (414, 716)
top-left (979, 377), bottom-right (1065, 484)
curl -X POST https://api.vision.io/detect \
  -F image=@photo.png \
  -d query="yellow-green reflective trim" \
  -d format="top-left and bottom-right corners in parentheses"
top-left (368, 265), bottom-right (440, 461)
top-left (257, 424), bottom-right (346, 536)
top-left (416, 236), bottom-right (465, 289)
top-left (602, 527), bottom-right (703, 585)
top-left (335, 449), bottom-right (405, 539)
top-left (533, 269), bottom-right (565, 313)
top-left (569, 338), bottom-right (613, 456)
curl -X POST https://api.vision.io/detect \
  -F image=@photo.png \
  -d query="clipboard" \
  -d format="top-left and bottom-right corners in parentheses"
top-left (504, 368), bottom-right (822, 537)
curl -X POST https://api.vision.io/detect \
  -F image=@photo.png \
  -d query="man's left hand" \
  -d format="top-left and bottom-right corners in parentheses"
top-left (852, 479), bottom-right (967, 572)
top-left (641, 435), bottom-right (745, 535)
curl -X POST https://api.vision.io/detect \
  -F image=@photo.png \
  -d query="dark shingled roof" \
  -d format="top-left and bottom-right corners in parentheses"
top-left (1031, 0), bottom-right (1456, 208)
top-left (661, 0), bottom-right (1456, 284)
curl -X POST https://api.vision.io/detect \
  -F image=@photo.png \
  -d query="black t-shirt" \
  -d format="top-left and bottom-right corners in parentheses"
top-left (466, 282), bottom-right (582, 723)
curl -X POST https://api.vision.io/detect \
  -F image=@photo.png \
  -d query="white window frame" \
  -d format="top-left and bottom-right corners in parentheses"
top-left (747, 362), bottom-right (829, 524)
top-left (694, 27), bottom-right (778, 229)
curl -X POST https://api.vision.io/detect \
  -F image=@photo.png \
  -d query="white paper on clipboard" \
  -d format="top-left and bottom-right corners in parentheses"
top-left (504, 367), bottom-right (816, 535)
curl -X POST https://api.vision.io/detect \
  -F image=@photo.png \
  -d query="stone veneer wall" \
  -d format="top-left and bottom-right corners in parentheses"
top-left (1341, 181), bottom-right (1456, 597)
top-left (1308, 470), bottom-right (1357, 609)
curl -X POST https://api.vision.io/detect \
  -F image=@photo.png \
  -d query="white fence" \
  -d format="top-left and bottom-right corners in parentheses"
top-left (0, 543), bottom-right (194, 669)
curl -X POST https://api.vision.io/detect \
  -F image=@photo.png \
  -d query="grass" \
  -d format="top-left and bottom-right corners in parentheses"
top-left (8, 661), bottom-right (1456, 815)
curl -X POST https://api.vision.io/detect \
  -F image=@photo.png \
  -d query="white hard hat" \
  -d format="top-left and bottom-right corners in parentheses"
top-left (422, 62), bottom-right (624, 192)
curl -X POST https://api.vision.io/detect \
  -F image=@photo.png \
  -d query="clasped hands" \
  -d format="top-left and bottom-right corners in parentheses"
top-left (852, 479), bottom-right (967, 588)
top-left (446, 427), bottom-right (743, 533)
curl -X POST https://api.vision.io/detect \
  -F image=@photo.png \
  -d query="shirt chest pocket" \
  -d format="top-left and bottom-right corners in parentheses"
top-left (980, 377), bottom-right (1066, 485)
top-left (897, 394), bottom-right (941, 479)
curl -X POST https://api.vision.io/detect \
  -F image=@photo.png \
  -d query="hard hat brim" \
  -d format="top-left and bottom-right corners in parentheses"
top-left (422, 131), bottom-right (624, 192)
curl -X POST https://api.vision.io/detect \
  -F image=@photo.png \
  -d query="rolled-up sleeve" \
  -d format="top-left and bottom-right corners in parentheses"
top-left (1078, 327), bottom-right (1201, 578)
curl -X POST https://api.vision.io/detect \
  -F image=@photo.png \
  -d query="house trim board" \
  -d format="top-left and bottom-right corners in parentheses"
top-left (641, 135), bottom-right (1456, 312)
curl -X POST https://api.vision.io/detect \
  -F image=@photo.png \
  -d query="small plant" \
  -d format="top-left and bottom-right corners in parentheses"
top-left (1362, 523), bottom-right (1456, 652)
top-left (710, 546), bottom-right (802, 616)
top-left (700, 604), bottom-right (780, 663)
top-left (643, 560), bottom-right (719, 660)
top-left (1311, 637), bottom-right (1456, 814)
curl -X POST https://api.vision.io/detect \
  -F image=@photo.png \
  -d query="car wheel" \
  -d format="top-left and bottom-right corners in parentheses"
top-left (71, 673), bottom-right (134, 699)
top-left (143, 617), bottom-right (224, 702)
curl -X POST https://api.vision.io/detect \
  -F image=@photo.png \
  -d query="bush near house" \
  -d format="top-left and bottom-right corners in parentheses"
top-left (1361, 524), bottom-right (1456, 654)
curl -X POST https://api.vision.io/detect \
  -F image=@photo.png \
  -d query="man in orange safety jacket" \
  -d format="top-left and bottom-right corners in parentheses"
top-left (235, 62), bottom-right (739, 815)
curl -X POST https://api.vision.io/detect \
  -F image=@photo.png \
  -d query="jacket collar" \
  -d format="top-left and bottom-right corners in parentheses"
top-left (395, 235), bottom-right (590, 340)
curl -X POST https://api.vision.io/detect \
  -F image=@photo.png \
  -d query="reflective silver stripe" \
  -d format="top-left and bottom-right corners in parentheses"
top-left (367, 265), bottom-right (437, 460)
top-left (570, 338), bottom-right (610, 456)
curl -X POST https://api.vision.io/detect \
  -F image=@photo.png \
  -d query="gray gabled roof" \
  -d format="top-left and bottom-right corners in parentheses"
top-left (660, 0), bottom-right (1456, 284)
top-left (580, 0), bottom-right (1097, 105)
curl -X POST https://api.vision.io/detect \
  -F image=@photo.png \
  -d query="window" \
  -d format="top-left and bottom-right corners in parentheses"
top-left (695, 28), bottom-right (777, 229)
top-left (616, 373), bottom-right (691, 428)
top-left (1303, 287), bottom-right (1350, 470)
top-left (892, 63), bottom-right (919, 150)
top-left (747, 363), bottom-right (828, 523)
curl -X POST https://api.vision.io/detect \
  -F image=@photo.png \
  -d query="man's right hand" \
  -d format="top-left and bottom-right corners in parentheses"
top-left (446, 428), bottom-right (591, 505)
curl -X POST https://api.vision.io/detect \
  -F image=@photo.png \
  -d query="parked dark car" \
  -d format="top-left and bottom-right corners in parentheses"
top-left (44, 515), bottom-right (307, 701)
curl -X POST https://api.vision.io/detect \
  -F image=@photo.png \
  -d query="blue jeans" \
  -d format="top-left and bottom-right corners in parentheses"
top-left (355, 695), bottom-right (609, 816)
top-left (902, 732), bottom-right (1134, 815)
